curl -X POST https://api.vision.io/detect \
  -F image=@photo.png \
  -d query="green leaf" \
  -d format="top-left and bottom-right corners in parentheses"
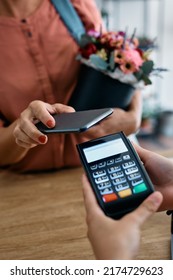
top-left (134, 69), bottom-right (152, 85)
top-left (134, 69), bottom-right (143, 81)
top-left (90, 54), bottom-right (108, 71)
top-left (141, 60), bottom-right (154, 75)
top-left (109, 51), bottom-right (115, 71)
top-left (79, 34), bottom-right (96, 47)
top-left (142, 74), bottom-right (152, 85)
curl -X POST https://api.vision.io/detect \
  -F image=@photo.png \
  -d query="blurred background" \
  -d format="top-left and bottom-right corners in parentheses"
top-left (95, 0), bottom-right (173, 157)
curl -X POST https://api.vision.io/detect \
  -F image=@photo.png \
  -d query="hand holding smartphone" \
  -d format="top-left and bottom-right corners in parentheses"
top-left (36, 108), bottom-right (113, 133)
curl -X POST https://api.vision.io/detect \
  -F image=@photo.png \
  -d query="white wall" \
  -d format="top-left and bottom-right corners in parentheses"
top-left (161, 0), bottom-right (173, 109)
top-left (95, 0), bottom-right (173, 110)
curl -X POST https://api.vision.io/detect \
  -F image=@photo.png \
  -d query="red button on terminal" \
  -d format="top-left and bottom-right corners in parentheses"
top-left (102, 193), bottom-right (118, 203)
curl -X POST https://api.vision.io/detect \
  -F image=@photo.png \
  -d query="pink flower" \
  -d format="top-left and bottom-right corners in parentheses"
top-left (114, 50), bottom-right (125, 64)
top-left (123, 49), bottom-right (143, 70)
top-left (113, 49), bottom-right (144, 74)
top-left (114, 49), bottom-right (143, 73)
top-left (120, 61), bottom-right (137, 74)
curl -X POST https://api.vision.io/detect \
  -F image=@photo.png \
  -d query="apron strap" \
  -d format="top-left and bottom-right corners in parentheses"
top-left (51, 0), bottom-right (85, 44)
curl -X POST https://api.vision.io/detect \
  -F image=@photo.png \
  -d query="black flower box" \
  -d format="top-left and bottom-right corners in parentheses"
top-left (68, 64), bottom-right (135, 111)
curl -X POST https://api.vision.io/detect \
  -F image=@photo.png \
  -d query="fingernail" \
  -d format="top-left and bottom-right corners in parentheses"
top-left (46, 120), bottom-right (54, 127)
top-left (38, 135), bottom-right (46, 143)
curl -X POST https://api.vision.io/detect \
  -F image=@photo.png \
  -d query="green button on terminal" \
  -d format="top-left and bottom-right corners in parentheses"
top-left (133, 183), bottom-right (147, 194)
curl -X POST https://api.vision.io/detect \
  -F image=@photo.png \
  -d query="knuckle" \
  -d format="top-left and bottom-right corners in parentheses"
top-left (13, 126), bottom-right (18, 137)
top-left (29, 100), bottom-right (41, 108)
top-left (15, 139), bottom-right (23, 147)
top-left (29, 100), bottom-right (43, 116)
top-left (13, 130), bottom-right (19, 141)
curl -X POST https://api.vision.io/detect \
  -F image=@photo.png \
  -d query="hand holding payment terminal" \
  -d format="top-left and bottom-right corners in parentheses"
top-left (77, 132), bottom-right (154, 219)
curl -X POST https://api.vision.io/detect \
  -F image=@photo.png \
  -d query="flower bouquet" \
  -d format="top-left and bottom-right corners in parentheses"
top-left (69, 29), bottom-right (166, 110)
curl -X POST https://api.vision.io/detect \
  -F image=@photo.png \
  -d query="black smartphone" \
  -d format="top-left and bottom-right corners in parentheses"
top-left (77, 131), bottom-right (154, 219)
top-left (36, 108), bottom-right (113, 134)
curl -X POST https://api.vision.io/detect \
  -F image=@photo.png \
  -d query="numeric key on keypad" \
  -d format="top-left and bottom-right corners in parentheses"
top-left (115, 182), bottom-right (129, 192)
top-left (132, 178), bottom-right (143, 186)
top-left (110, 171), bottom-right (124, 179)
top-left (128, 172), bottom-right (141, 181)
top-left (97, 181), bottom-right (112, 190)
top-left (122, 161), bottom-right (135, 169)
top-left (93, 170), bottom-right (106, 178)
top-left (100, 187), bottom-right (113, 195)
top-left (108, 166), bottom-right (121, 173)
top-left (113, 177), bottom-right (126, 185)
top-left (125, 166), bottom-right (138, 175)
top-left (95, 176), bottom-right (109, 184)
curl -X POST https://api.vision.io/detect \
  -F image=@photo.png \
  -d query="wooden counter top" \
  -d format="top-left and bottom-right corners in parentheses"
top-left (0, 168), bottom-right (171, 260)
